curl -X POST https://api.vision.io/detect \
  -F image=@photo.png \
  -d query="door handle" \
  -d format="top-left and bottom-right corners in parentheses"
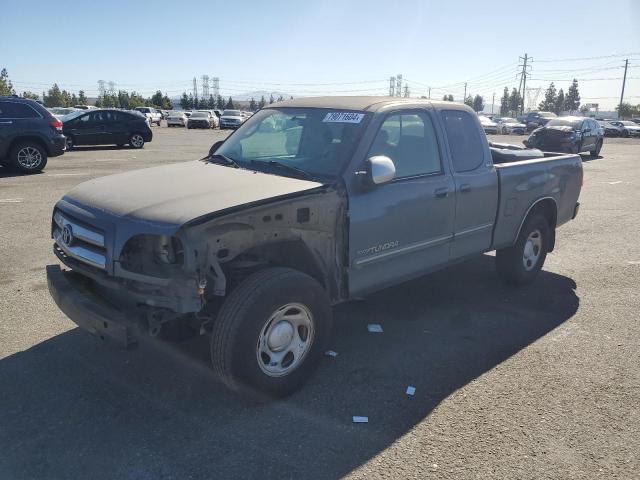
top-left (434, 187), bottom-right (449, 198)
top-left (459, 183), bottom-right (471, 193)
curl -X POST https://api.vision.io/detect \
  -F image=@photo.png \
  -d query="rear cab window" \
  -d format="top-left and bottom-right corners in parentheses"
top-left (441, 110), bottom-right (485, 172)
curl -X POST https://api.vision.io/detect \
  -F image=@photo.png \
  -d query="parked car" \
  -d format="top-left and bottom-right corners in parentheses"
top-left (524, 116), bottom-right (603, 155)
top-left (133, 107), bottom-right (162, 126)
top-left (478, 115), bottom-right (498, 134)
top-left (74, 105), bottom-right (95, 110)
top-left (0, 96), bottom-right (66, 173)
top-left (495, 117), bottom-right (527, 135)
top-left (630, 118), bottom-right (640, 125)
top-left (219, 109), bottom-right (245, 129)
top-left (599, 120), bottom-right (624, 137)
top-left (60, 109), bottom-right (153, 149)
top-left (167, 111), bottom-right (189, 127)
top-left (50, 107), bottom-right (78, 117)
top-left (608, 120), bottom-right (640, 137)
top-left (196, 110), bottom-right (220, 128)
top-left (187, 111), bottom-right (216, 129)
top-left (523, 111), bottom-right (557, 131)
top-left (47, 97), bottom-right (583, 398)
top-left (213, 109), bottom-right (222, 118)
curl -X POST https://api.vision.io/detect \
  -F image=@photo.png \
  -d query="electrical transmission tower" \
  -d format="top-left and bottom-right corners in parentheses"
top-left (212, 77), bottom-right (220, 98)
top-left (389, 76), bottom-right (395, 96)
top-left (517, 53), bottom-right (532, 114)
top-left (396, 74), bottom-right (402, 97)
top-left (97, 80), bottom-right (106, 97)
top-left (526, 88), bottom-right (542, 112)
top-left (403, 84), bottom-right (409, 97)
top-left (107, 81), bottom-right (116, 96)
top-left (201, 75), bottom-right (210, 99)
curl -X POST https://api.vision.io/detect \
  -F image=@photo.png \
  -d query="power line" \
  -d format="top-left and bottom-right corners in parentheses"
top-left (535, 52), bottom-right (640, 63)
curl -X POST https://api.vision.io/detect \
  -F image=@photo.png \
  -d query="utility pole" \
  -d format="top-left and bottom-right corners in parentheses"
top-left (428, 87), bottom-right (431, 99)
top-left (463, 82), bottom-right (467, 103)
top-left (396, 74), bottom-right (402, 98)
top-left (491, 92), bottom-right (495, 114)
top-left (193, 77), bottom-right (198, 106)
top-left (518, 53), bottom-right (531, 114)
top-left (619, 59), bottom-right (629, 118)
top-left (389, 76), bottom-right (395, 97)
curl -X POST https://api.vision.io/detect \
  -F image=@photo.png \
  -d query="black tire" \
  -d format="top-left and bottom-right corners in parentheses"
top-left (10, 141), bottom-right (48, 174)
top-left (129, 133), bottom-right (145, 149)
top-left (65, 136), bottom-right (75, 150)
top-left (210, 267), bottom-right (332, 398)
top-left (496, 213), bottom-right (550, 285)
top-left (590, 139), bottom-right (603, 157)
top-left (117, 144), bottom-right (125, 148)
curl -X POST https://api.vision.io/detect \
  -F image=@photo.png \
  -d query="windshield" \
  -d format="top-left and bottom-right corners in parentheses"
top-left (502, 118), bottom-right (518, 123)
top-left (215, 107), bottom-right (368, 180)
top-left (539, 112), bottom-right (557, 118)
top-left (479, 116), bottom-right (494, 124)
top-left (546, 118), bottom-right (582, 128)
top-left (191, 112), bottom-right (208, 118)
top-left (59, 110), bottom-right (87, 122)
top-left (620, 121), bottom-right (636, 126)
top-left (223, 110), bottom-right (241, 116)
top-left (169, 111), bottom-right (183, 116)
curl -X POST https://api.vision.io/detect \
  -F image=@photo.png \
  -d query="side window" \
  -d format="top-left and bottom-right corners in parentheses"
top-left (441, 110), bottom-right (485, 172)
top-left (77, 114), bottom-right (92, 127)
top-left (368, 111), bottom-right (441, 178)
top-left (0, 102), bottom-right (40, 119)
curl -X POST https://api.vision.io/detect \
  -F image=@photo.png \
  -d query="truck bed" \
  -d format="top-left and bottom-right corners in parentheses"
top-left (491, 151), bottom-right (583, 250)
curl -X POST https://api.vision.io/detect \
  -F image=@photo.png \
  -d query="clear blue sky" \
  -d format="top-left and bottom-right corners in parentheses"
top-left (2, 0), bottom-right (639, 109)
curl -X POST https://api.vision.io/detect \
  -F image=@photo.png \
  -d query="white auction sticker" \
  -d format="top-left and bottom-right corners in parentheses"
top-left (323, 112), bottom-right (365, 123)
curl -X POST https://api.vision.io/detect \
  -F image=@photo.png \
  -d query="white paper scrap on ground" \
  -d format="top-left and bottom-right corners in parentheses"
top-left (627, 261), bottom-right (640, 265)
top-left (608, 181), bottom-right (622, 185)
top-left (406, 386), bottom-right (416, 396)
top-left (352, 416), bottom-right (369, 423)
top-left (367, 324), bottom-right (383, 333)
top-left (324, 350), bottom-right (338, 357)
top-left (0, 198), bottom-right (23, 203)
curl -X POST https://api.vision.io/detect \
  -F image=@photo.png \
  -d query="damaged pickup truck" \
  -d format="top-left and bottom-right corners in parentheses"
top-left (47, 97), bottom-right (583, 397)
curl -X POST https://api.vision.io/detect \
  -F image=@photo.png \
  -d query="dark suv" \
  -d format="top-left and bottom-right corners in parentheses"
top-left (0, 96), bottom-right (66, 173)
top-left (61, 109), bottom-right (153, 149)
top-left (524, 116), bottom-right (604, 156)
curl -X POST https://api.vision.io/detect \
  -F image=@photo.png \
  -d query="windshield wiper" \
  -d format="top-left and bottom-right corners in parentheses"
top-left (251, 160), bottom-right (315, 181)
top-left (207, 153), bottom-right (241, 169)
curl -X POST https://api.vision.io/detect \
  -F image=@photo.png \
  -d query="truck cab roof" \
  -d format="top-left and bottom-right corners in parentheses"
top-left (270, 96), bottom-right (473, 113)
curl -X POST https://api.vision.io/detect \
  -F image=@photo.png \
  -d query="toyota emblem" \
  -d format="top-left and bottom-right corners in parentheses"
top-left (61, 225), bottom-right (74, 245)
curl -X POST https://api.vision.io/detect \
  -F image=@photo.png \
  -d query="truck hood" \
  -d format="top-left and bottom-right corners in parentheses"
top-left (63, 160), bottom-right (323, 226)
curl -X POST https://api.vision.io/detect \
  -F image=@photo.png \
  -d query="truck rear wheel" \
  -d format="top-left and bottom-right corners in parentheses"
top-left (210, 267), bottom-right (332, 398)
top-left (496, 213), bottom-right (550, 285)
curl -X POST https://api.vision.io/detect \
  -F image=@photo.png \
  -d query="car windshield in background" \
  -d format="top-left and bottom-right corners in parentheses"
top-left (215, 107), bottom-right (369, 181)
top-left (546, 119), bottom-right (582, 128)
top-left (59, 110), bottom-right (87, 122)
top-left (191, 112), bottom-right (208, 118)
top-left (539, 112), bottom-right (557, 118)
top-left (620, 121), bottom-right (636, 126)
top-left (223, 110), bottom-right (241, 116)
top-left (503, 118), bottom-right (518, 123)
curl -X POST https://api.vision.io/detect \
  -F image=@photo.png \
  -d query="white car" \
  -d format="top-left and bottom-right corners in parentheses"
top-left (197, 110), bottom-right (220, 128)
top-left (609, 120), bottom-right (640, 137)
top-left (134, 107), bottom-right (162, 126)
top-left (495, 117), bottom-right (527, 135)
top-left (219, 109), bottom-right (245, 129)
top-left (478, 115), bottom-right (498, 134)
top-left (166, 111), bottom-right (189, 127)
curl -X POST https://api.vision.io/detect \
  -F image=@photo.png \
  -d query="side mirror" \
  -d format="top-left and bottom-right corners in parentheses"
top-left (358, 155), bottom-right (395, 186)
top-left (208, 140), bottom-right (225, 157)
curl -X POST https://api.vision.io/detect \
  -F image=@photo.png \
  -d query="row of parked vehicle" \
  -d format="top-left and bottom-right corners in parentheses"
top-left (166, 109), bottom-right (253, 129)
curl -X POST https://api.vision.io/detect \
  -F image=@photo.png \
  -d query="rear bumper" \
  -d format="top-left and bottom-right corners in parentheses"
top-left (143, 131), bottom-right (153, 142)
top-left (572, 202), bottom-right (580, 220)
top-left (46, 264), bottom-right (139, 348)
top-left (48, 135), bottom-right (67, 157)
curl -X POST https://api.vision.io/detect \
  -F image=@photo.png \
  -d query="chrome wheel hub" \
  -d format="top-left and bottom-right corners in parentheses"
top-left (131, 135), bottom-right (143, 147)
top-left (522, 229), bottom-right (542, 271)
top-left (257, 303), bottom-right (314, 377)
top-left (17, 147), bottom-right (42, 169)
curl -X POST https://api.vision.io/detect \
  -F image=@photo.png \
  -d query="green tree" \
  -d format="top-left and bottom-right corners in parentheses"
top-left (180, 92), bottom-right (190, 109)
top-left (207, 95), bottom-right (215, 109)
top-left (43, 83), bottom-right (65, 107)
top-left (472, 94), bottom-right (484, 112)
top-left (0, 68), bottom-right (14, 96)
top-left (78, 90), bottom-right (87, 105)
top-left (249, 97), bottom-right (257, 111)
top-left (128, 92), bottom-right (146, 108)
top-left (277, 95), bottom-right (284, 102)
top-left (269, 94), bottom-right (274, 104)
top-left (216, 95), bottom-right (224, 110)
top-left (616, 102), bottom-right (634, 119)
top-left (464, 95), bottom-right (473, 108)
top-left (258, 95), bottom-right (266, 109)
top-left (442, 94), bottom-right (454, 102)
top-left (225, 96), bottom-right (235, 109)
top-left (538, 82), bottom-right (557, 111)
top-left (150, 90), bottom-right (164, 108)
top-left (500, 87), bottom-right (509, 115)
top-left (71, 93), bottom-right (78, 105)
top-left (565, 79), bottom-right (580, 113)
top-left (61, 90), bottom-right (72, 107)
top-left (508, 88), bottom-right (521, 114)
top-left (554, 89), bottom-right (565, 114)
top-left (188, 93), bottom-right (195, 109)
top-left (21, 91), bottom-right (39, 100)
top-left (162, 94), bottom-right (172, 110)
top-left (118, 90), bottom-right (131, 109)
top-left (94, 96), bottom-right (103, 107)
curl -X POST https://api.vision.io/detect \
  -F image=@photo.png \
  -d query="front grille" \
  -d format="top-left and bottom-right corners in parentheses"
top-left (53, 210), bottom-right (107, 269)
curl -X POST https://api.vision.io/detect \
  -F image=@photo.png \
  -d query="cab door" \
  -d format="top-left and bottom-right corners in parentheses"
top-left (346, 108), bottom-right (455, 297)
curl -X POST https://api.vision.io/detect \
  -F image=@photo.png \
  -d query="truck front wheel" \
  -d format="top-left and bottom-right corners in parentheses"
top-left (210, 267), bottom-right (332, 398)
top-left (496, 214), bottom-right (550, 285)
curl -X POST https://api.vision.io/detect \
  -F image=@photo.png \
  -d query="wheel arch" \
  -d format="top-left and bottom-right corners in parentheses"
top-left (9, 136), bottom-right (49, 155)
top-left (514, 197), bottom-right (558, 252)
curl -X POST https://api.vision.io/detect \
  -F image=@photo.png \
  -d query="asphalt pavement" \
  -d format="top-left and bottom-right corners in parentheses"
top-left (0, 126), bottom-right (638, 479)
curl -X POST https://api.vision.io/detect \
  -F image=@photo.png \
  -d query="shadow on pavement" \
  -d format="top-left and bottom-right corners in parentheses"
top-left (0, 255), bottom-right (578, 479)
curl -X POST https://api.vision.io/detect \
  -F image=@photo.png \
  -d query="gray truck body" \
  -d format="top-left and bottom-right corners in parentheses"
top-left (47, 97), bottom-right (582, 347)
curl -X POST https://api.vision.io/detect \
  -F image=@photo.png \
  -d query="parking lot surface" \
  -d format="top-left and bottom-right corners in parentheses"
top-left (1, 127), bottom-right (638, 479)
